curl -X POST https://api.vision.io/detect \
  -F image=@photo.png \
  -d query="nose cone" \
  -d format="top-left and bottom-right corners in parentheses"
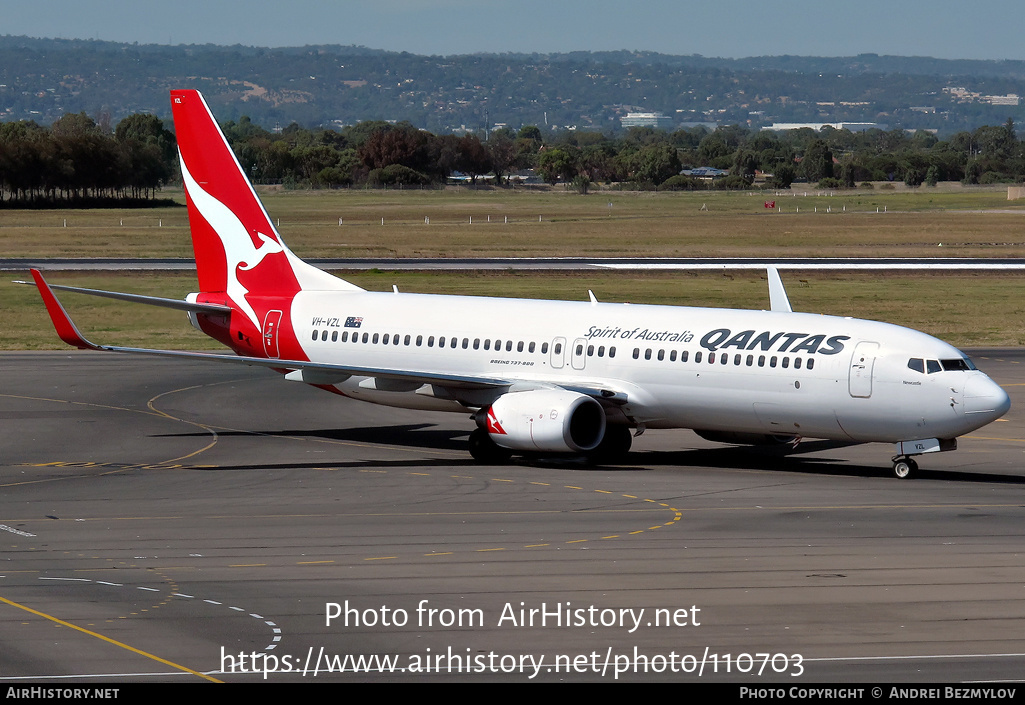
top-left (963, 374), bottom-right (1011, 423)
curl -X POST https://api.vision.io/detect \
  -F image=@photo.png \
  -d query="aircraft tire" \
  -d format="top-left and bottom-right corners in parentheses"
top-left (892, 458), bottom-right (917, 479)
top-left (586, 424), bottom-right (633, 465)
top-left (468, 428), bottom-right (512, 464)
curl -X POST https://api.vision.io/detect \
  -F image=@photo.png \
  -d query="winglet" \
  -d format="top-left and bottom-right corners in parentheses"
top-left (767, 266), bottom-right (793, 313)
top-left (30, 269), bottom-right (102, 350)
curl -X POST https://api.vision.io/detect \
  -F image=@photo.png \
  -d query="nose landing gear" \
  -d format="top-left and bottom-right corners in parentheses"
top-left (891, 456), bottom-right (918, 479)
top-left (890, 438), bottom-right (956, 479)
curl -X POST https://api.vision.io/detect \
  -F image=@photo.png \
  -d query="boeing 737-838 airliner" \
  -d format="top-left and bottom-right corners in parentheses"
top-left (25, 90), bottom-right (1010, 478)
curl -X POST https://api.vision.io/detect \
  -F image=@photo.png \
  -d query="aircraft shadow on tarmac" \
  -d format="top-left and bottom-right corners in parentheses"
top-left (155, 423), bottom-right (470, 450)
top-left (637, 444), bottom-right (1025, 484)
top-left (152, 425), bottom-right (1025, 484)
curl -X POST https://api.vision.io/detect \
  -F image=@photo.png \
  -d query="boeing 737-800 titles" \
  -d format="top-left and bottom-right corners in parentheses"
top-left (25, 90), bottom-right (1010, 478)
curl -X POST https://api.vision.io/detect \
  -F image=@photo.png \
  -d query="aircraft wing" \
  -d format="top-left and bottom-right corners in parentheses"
top-left (26, 270), bottom-right (630, 404)
top-left (26, 269), bottom-right (515, 391)
top-left (766, 266), bottom-right (793, 313)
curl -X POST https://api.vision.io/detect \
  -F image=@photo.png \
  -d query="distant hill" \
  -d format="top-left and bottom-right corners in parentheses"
top-left (547, 50), bottom-right (1025, 80)
top-left (1, 36), bottom-right (1023, 134)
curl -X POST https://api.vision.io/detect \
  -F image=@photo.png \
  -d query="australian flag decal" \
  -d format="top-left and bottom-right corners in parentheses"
top-left (344, 316), bottom-right (363, 328)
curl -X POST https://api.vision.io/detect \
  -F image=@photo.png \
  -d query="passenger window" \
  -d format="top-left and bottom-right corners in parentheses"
top-left (372, 333), bottom-right (379, 344)
top-left (362, 333), bottom-right (368, 343)
top-left (769, 356), bottom-right (777, 368)
top-left (404, 334), bottom-right (411, 345)
top-left (474, 338), bottom-right (480, 350)
top-left (438, 336), bottom-right (445, 347)
top-left (312, 330), bottom-right (318, 341)
top-left (554, 342), bottom-right (562, 354)
top-left (322, 330), bottom-right (329, 342)
top-left (807, 358), bottom-right (815, 370)
top-left (794, 357), bottom-right (802, 369)
top-left (782, 357), bottom-right (789, 369)
top-left (332, 331), bottom-right (338, 342)
top-left (507, 341), bottom-right (514, 352)
top-left (733, 354), bottom-right (741, 365)
top-left (598, 346), bottom-right (605, 357)
top-left (746, 354), bottom-right (753, 366)
top-left (342, 332), bottom-right (349, 342)
top-left (529, 342), bottom-right (535, 353)
top-left (416, 335), bottom-right (423, 346)
top-left (644, 349), bottom-right (651, 360)
top-left (681, 350), bottom-right (688, 362)
top-left (609, 346), bottom-right (616, 358)
top-left (708, 353), bottom-right (715, 364)
top-left (541, 342), bottom-right (549, 354)
top-left (695, 351), bottom-right (702, 363)
top-left (670, 350), bottom-right (677, 361)
top-left (657, 349), bottom-right (664, 361)
top-left (632, 348), bottom-right (639, 359)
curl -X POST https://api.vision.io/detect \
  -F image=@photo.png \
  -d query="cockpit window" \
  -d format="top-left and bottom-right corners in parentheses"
top-left (909, 356), bottom-right (976, 374)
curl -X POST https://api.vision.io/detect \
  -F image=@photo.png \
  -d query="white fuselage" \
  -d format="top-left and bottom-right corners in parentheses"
top-left (288, 290), bottom-right (1009, 445)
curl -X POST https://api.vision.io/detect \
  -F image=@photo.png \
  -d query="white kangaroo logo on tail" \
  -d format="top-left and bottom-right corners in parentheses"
top-left (180, 155), bottom-right (283, 329)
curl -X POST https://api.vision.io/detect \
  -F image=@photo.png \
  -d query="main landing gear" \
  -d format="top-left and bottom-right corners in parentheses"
top-left (891, 456), bottom-right (918, 479)
top-left (468, 428), bottom-right (512, 464)
top-left (586, 424), bottom-right (633, 464)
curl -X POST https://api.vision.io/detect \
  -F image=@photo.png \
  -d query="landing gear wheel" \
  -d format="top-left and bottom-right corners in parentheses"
top-left (586, 425), bottom-right (633, 465)
top-left (892, 457), bottom-right (917, 479)
top-left (468, 428), bottom-right (512, 464)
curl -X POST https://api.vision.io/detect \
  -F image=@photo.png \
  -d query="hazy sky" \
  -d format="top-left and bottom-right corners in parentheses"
top-left (5, 0), bottom-right (1024, 61)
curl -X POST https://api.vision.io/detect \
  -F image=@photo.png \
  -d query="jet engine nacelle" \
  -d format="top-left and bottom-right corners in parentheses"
top-left (480, 390), bottom-right (606, 453)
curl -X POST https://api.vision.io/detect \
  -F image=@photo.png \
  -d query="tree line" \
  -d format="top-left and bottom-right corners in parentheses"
top-left (2, 109), bottom-right (1024, 206)
top-left (220, 116), bottom-right (1025, 191)
top-left (0, 112), bottom-right (175, 206)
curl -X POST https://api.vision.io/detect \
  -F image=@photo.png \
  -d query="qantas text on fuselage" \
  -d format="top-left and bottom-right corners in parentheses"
top-left (586, 325), bottom-right (848, 355)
